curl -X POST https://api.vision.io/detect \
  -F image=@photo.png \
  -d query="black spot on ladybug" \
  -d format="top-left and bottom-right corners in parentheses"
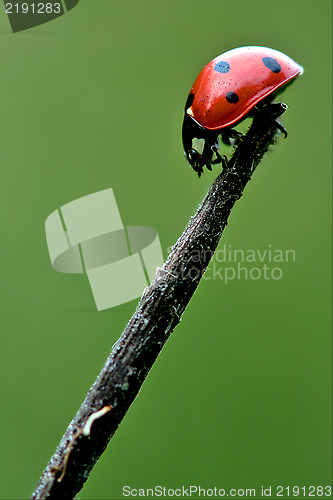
top-left (214, 61), bottom-right (230, 73)
top-left (262, 57), bottom-right (281, 73)
top-left (184, 93), bottom-right (195, 111)
top-left (226, 91), bottom-right (239, 103)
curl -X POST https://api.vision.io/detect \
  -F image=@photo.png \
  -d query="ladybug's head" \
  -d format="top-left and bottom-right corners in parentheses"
top-left (186, 146), bottom-right (208, 178)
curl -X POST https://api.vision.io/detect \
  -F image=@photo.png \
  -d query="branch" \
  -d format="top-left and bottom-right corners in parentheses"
top-left (31, 111), bottom-right (284, 499)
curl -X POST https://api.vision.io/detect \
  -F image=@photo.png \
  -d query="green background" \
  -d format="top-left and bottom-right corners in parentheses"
top-left (0, 1), bottom-right (331, 499)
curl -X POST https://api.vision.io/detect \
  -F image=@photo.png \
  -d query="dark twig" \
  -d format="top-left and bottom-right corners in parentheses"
top-left (31, 111), bottom-right (284, 499)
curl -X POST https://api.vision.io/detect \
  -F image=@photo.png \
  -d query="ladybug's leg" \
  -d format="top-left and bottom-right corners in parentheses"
top-left (204, 133), bottom-right (227, 168)
top-left (199, 135), bottom-right (216, 172)
top-left (213, 155), bottom-right (228, 169)
top-left (221, 129), bottom-right (232, 146)
top-left (229, 129), bottom-right (244, 145)
top-left (221, 128), bottom-right (244, 146)
top-left (192, 161), bottom-right (204, 178)
top-left (253, 102), bottom-right (288, 138)
top-left (273, 120), bottom-right (287, 138)
top-left (210, 146), bottom-right (228, 168)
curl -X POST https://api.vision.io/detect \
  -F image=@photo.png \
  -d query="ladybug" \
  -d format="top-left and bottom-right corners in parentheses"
top-left (182, 46), bottom-right (303, 176)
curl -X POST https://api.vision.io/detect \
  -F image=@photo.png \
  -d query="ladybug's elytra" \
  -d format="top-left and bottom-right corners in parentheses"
top-left (182, 46), bottom-right (304, 176)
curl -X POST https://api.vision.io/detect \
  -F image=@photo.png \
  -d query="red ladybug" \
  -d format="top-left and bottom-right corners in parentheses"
top-left (182, 46), bottom-right (303, 176)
